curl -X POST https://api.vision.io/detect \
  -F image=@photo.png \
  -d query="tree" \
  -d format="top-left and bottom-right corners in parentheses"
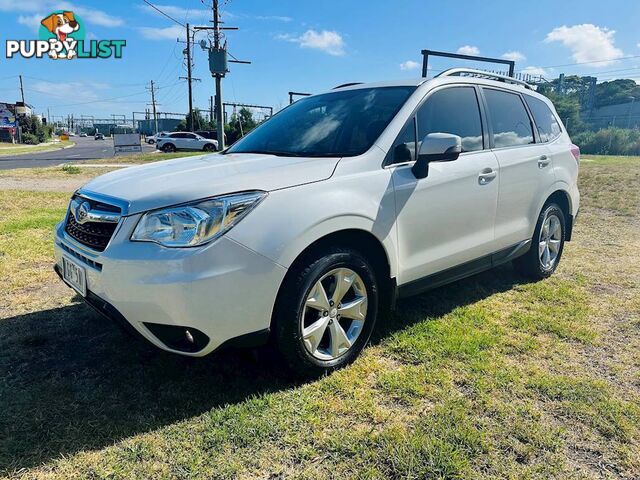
top-left (541, 92), bottom-right (585, 136)
top-left (594, 79), bottom-right (640, 108)
top-left (17, 114), bottom-right (52, 143)
top-left (177, 108), bottom-right (214, 132)
top-left (225, 107), bottom-right (258, 144)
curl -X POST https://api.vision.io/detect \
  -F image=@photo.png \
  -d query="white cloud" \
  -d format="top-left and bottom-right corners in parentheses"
top-left (520, 66), bottom-right (548, 77)
top-left (502, 51), bottom-right (526, 62)
top-left (399, 60), bottom-right (420, 71)
top-left (138, 25), bottom-right (185, 41)
top-left (0, 1), bottom-right (124, 26)
top-left (17, 14), bottom-right (42, 32)
top-left (73, 7), bottom-right (124, 27)
top-left (277, 30), bottom-right (345, 56)
top-left (255, 15), bottom-right (293, 22)
top-left (545, 24), bottom-right (623, 66)
top-left (457, 45), bottom-right (480, 56)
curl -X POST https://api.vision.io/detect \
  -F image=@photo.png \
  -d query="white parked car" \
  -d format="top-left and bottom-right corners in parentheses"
top-left (156, 132), bottom-right (218, 152)
top-left (54, 69), bottom-right (580, 376)
top-left (146, 131), bottom-right (169, 144)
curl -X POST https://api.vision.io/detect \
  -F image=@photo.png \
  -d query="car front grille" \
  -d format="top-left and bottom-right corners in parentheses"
top-left (64, 196), bottom-right (121, 252)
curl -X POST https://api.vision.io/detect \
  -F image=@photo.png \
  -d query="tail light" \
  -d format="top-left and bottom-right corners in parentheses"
top-left (570, 144), bottom-right (580, 164)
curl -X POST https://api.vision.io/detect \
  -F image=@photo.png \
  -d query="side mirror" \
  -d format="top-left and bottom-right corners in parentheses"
top-left (412, 133), bottom-right (462, 179)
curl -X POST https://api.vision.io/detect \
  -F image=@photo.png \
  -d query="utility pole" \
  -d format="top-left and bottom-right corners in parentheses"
top-left (186, 24), bottom-right (193, 130)
top-left (212, 0), bottom-right (224, 148)
top-left (147, 80), bottom-right (159, 135)
top-left (210, 96), bottom-right (214, 123)
top-left (194, 0), bottom-right (249, 149)
top-left (178, 24), bottom-right (201, 131)
top-left (18, 75), bottom-right (25, 104)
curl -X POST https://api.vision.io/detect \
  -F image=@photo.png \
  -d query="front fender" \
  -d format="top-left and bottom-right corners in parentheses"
top-left (227, 170), bottom-right (399, 278)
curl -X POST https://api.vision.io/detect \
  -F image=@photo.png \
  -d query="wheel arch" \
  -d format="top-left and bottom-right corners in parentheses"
top-left (271, 228), bottom-right (396, 330)
top-left (543, 187), bottom-right (574, 241)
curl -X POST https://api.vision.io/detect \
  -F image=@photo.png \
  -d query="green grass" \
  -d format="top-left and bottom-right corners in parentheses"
top-left (0, 156), bottom-right (638, 478)
top-left (0, 140), bottom-right (74, 156)
top-left (85, 150), bottom-right (206, 165)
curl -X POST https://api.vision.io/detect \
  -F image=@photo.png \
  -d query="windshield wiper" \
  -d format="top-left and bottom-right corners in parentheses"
top-left (228, 150), bottom-right (306, 157)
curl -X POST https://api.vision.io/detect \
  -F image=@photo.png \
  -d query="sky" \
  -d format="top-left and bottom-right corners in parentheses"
top-left (1, 0), bottom-right (640, 121)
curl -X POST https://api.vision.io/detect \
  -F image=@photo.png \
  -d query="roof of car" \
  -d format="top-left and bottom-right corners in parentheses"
top-left (328, 73), bottom-right (553, 107)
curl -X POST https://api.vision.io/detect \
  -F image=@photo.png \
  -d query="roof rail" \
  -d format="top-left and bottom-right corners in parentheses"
top-left (333, 82), bottom-right (364, 89)
top-left (436, 68), bottom-right (534, 90)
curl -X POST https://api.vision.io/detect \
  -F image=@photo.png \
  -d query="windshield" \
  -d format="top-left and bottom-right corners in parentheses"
top-left (226, 86), bottom-right (416, 157)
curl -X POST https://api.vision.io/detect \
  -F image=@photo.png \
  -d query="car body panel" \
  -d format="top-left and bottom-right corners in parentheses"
top-left (53, 74), bottom-right (580, 357)
top-left (54, 220), bottom-right (286, 356)
top-left (80, 153), bottom-right (340, 215)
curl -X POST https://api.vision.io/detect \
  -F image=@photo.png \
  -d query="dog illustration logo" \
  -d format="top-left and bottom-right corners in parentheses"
top-left (5, 11), bottom-right (126, 60)
top-left (40, 11), bottom-right (81, 59)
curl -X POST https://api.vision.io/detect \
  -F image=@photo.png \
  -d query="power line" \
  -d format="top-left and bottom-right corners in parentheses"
top-left (517, 54), bottom-right (640, 73)
top-left (33, 81), bottom-right (183, 108)
top-left (142, 0), bottom-right (186, 27)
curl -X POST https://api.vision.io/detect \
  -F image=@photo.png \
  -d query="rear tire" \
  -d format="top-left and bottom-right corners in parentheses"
top-left (161, 143), bottom-right (176, 153)
top-left (273, 246), bottom-right (379, 378)
top-left (513, 203), bottom-right (565, 279)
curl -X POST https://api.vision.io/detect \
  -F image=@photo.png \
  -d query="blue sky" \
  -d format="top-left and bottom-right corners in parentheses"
top-left (1, 0), bottom-right (640, 120)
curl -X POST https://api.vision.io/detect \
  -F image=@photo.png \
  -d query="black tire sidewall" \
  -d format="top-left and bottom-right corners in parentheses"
top-left (275, 248), bottom-right (379, 375)
top-left (162, 143), bottom-right (175, 152)
top-left (518, 203), bottom-right (566, 279)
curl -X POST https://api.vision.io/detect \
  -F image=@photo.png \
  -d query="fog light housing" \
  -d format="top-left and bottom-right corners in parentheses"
top-left (143, 323), bottom-right (209, 353)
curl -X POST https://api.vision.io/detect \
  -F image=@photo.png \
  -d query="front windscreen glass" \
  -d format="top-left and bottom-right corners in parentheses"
top-left (226, 86), bottom-right (416, 157)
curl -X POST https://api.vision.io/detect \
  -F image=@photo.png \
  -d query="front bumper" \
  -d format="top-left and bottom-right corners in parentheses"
top-left (53, 219), bottom-right (287, 356)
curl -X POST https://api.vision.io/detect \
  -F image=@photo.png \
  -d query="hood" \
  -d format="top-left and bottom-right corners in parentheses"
top-left (80, 153), bottom-right (340, 215)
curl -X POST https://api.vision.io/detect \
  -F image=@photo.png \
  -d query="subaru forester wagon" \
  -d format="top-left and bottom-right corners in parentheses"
top-left (54, 69), bottom-right (580, 376)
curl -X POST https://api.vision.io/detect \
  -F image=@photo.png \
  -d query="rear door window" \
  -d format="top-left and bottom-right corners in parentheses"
top-left (483, 88), bottom-right (535, 148)
top-left (524, 95), bottom-right (562, 142)
top-left (416, 86), bottom-right (484, 152)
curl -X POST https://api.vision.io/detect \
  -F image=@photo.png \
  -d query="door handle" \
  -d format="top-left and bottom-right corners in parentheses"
top-left (538, 155), bottom-right (551, 168)
top-left (478, 168), bottom-right (497, 185)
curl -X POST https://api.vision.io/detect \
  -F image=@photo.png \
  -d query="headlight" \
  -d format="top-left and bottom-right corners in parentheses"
top-left (131, 191), bottom-right (267, 247)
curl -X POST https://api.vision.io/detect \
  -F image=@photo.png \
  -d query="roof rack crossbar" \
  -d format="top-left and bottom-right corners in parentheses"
top-left (436, 68), bottom-right (534, 90)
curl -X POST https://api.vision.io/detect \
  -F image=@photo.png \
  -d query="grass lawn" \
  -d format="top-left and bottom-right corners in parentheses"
top-left (82, 150), bottom-right (206, 165)
top-left (0, 156), bottom-right (638, 479)
top-left (0, 141), bottom-right (74, 157)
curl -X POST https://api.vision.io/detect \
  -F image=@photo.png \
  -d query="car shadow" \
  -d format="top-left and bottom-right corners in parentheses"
top-left (0, 264), bottom-right (528, 474)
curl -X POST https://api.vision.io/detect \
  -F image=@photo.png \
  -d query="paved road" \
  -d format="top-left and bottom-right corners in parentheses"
top-left (0, 137), bottom-right (156, 170)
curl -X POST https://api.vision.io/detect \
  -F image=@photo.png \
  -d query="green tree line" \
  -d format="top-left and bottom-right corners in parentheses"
top-left (539, 77), bottom-right (640, 155)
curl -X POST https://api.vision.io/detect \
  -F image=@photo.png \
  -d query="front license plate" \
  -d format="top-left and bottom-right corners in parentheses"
top-left (62, 256), bottom-right (87, 297)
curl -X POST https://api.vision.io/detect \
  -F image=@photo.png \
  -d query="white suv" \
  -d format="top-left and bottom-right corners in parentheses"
top-left (156, 132), bottom-right (218, 152)
top-left (54, 70), bottom-right (580, 376)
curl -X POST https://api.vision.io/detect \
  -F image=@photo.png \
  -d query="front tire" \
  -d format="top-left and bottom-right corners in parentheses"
top-left (513, 203), bottom-right (565, 279)
top-left (203, 143), bottom-right (216, 152)
top-left (273, 246), bottom-right (379, 377)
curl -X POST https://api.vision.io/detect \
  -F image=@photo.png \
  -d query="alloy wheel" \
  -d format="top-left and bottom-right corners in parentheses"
top-left (301, 267), bottom-right (368, 361)
top-left (538, 213), bottom-right (562, 270)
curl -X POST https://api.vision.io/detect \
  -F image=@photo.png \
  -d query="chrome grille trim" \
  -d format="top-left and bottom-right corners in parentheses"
top-left (58, 241), bottom-right (103, 271)
top-left (64, 192), bottom-right (127, 252)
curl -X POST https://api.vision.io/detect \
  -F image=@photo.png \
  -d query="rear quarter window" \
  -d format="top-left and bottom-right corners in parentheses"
top-left (483, 88), bottom-right (535, 149)
top-left (524, 95), bottom-right (562, 142)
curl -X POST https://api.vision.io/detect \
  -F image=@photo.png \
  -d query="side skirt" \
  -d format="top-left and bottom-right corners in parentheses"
top-left (397, 240), bottom-right (531, 299)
